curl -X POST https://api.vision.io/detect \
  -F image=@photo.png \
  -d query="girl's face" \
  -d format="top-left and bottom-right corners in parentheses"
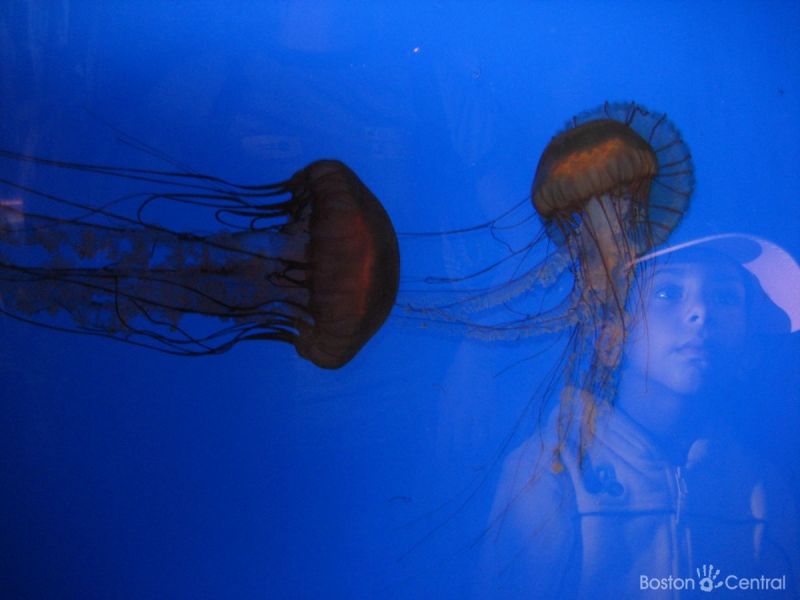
top-left (623, 259), bottom-right (749, 396)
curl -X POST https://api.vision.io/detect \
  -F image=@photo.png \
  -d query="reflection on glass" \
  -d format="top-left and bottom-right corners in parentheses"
top-left (481, 235), bottom-right (800, 599)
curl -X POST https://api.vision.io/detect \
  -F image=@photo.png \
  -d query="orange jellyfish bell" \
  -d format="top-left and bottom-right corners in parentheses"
top-left (288, 160), bottom-right (400, 369)
top-left (533, 120), bottom-right (658, 219)
top-left (532, 102), bottom-right (693, 254)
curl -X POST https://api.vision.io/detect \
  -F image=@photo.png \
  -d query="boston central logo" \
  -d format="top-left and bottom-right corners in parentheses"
top-left (640, 564), bottom-right (787, 593)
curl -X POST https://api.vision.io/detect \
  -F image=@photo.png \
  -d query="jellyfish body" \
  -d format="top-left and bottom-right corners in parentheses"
top-left (0, 156), bottom-right (399, 369)
top-left (404, 102), bottom-right (693, 443)
top-left (533, 105), bottom-right (692, 450)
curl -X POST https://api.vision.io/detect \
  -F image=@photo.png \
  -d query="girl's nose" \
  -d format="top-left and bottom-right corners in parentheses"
top-left (686, 296), bottom-right (708, 325)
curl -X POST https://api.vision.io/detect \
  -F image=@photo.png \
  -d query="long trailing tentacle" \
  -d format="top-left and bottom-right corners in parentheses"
top-left (399, 247), bottom-right (572, 316)
top-left (0, 156), bottom-right (315, 356)
top-left (0, 148), bottom-right (305, 234)
top-left (397, 284), bottom-right (583, 342)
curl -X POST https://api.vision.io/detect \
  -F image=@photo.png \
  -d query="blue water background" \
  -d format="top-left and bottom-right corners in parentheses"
top-left (0, 2), bottom-right (798, 598)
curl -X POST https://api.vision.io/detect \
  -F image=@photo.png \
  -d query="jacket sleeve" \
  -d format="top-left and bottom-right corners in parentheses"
top-left (474, 430), bottom-right (580, 599)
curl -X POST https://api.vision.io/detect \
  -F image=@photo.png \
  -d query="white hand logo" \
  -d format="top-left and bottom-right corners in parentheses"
top-left (696, 564), bottom-right (723, 592)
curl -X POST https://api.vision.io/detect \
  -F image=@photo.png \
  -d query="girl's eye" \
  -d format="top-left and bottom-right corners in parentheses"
top-left (654, 284), bottom-right (682, 301)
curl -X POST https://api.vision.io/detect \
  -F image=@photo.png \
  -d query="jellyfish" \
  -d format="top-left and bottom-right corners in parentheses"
top-left (403, 102), bottom-right (694, 458)
top-left (0, 155), bottom-right (400, 369)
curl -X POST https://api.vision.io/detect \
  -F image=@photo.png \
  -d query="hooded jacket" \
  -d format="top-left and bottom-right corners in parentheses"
top-left (480, 407), bottom-right (798, 599)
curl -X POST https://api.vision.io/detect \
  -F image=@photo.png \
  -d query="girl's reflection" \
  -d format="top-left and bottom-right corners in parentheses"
top-left (482, 234), bottom-right (800, 599)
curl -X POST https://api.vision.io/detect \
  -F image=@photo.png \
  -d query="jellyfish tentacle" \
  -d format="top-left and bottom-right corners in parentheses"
top-left (0, 148), bottom-right (290, 197)
top-left (402, 284), bottom-right (583, 342)
top-left (429, 248), bottom-right (572, 315)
